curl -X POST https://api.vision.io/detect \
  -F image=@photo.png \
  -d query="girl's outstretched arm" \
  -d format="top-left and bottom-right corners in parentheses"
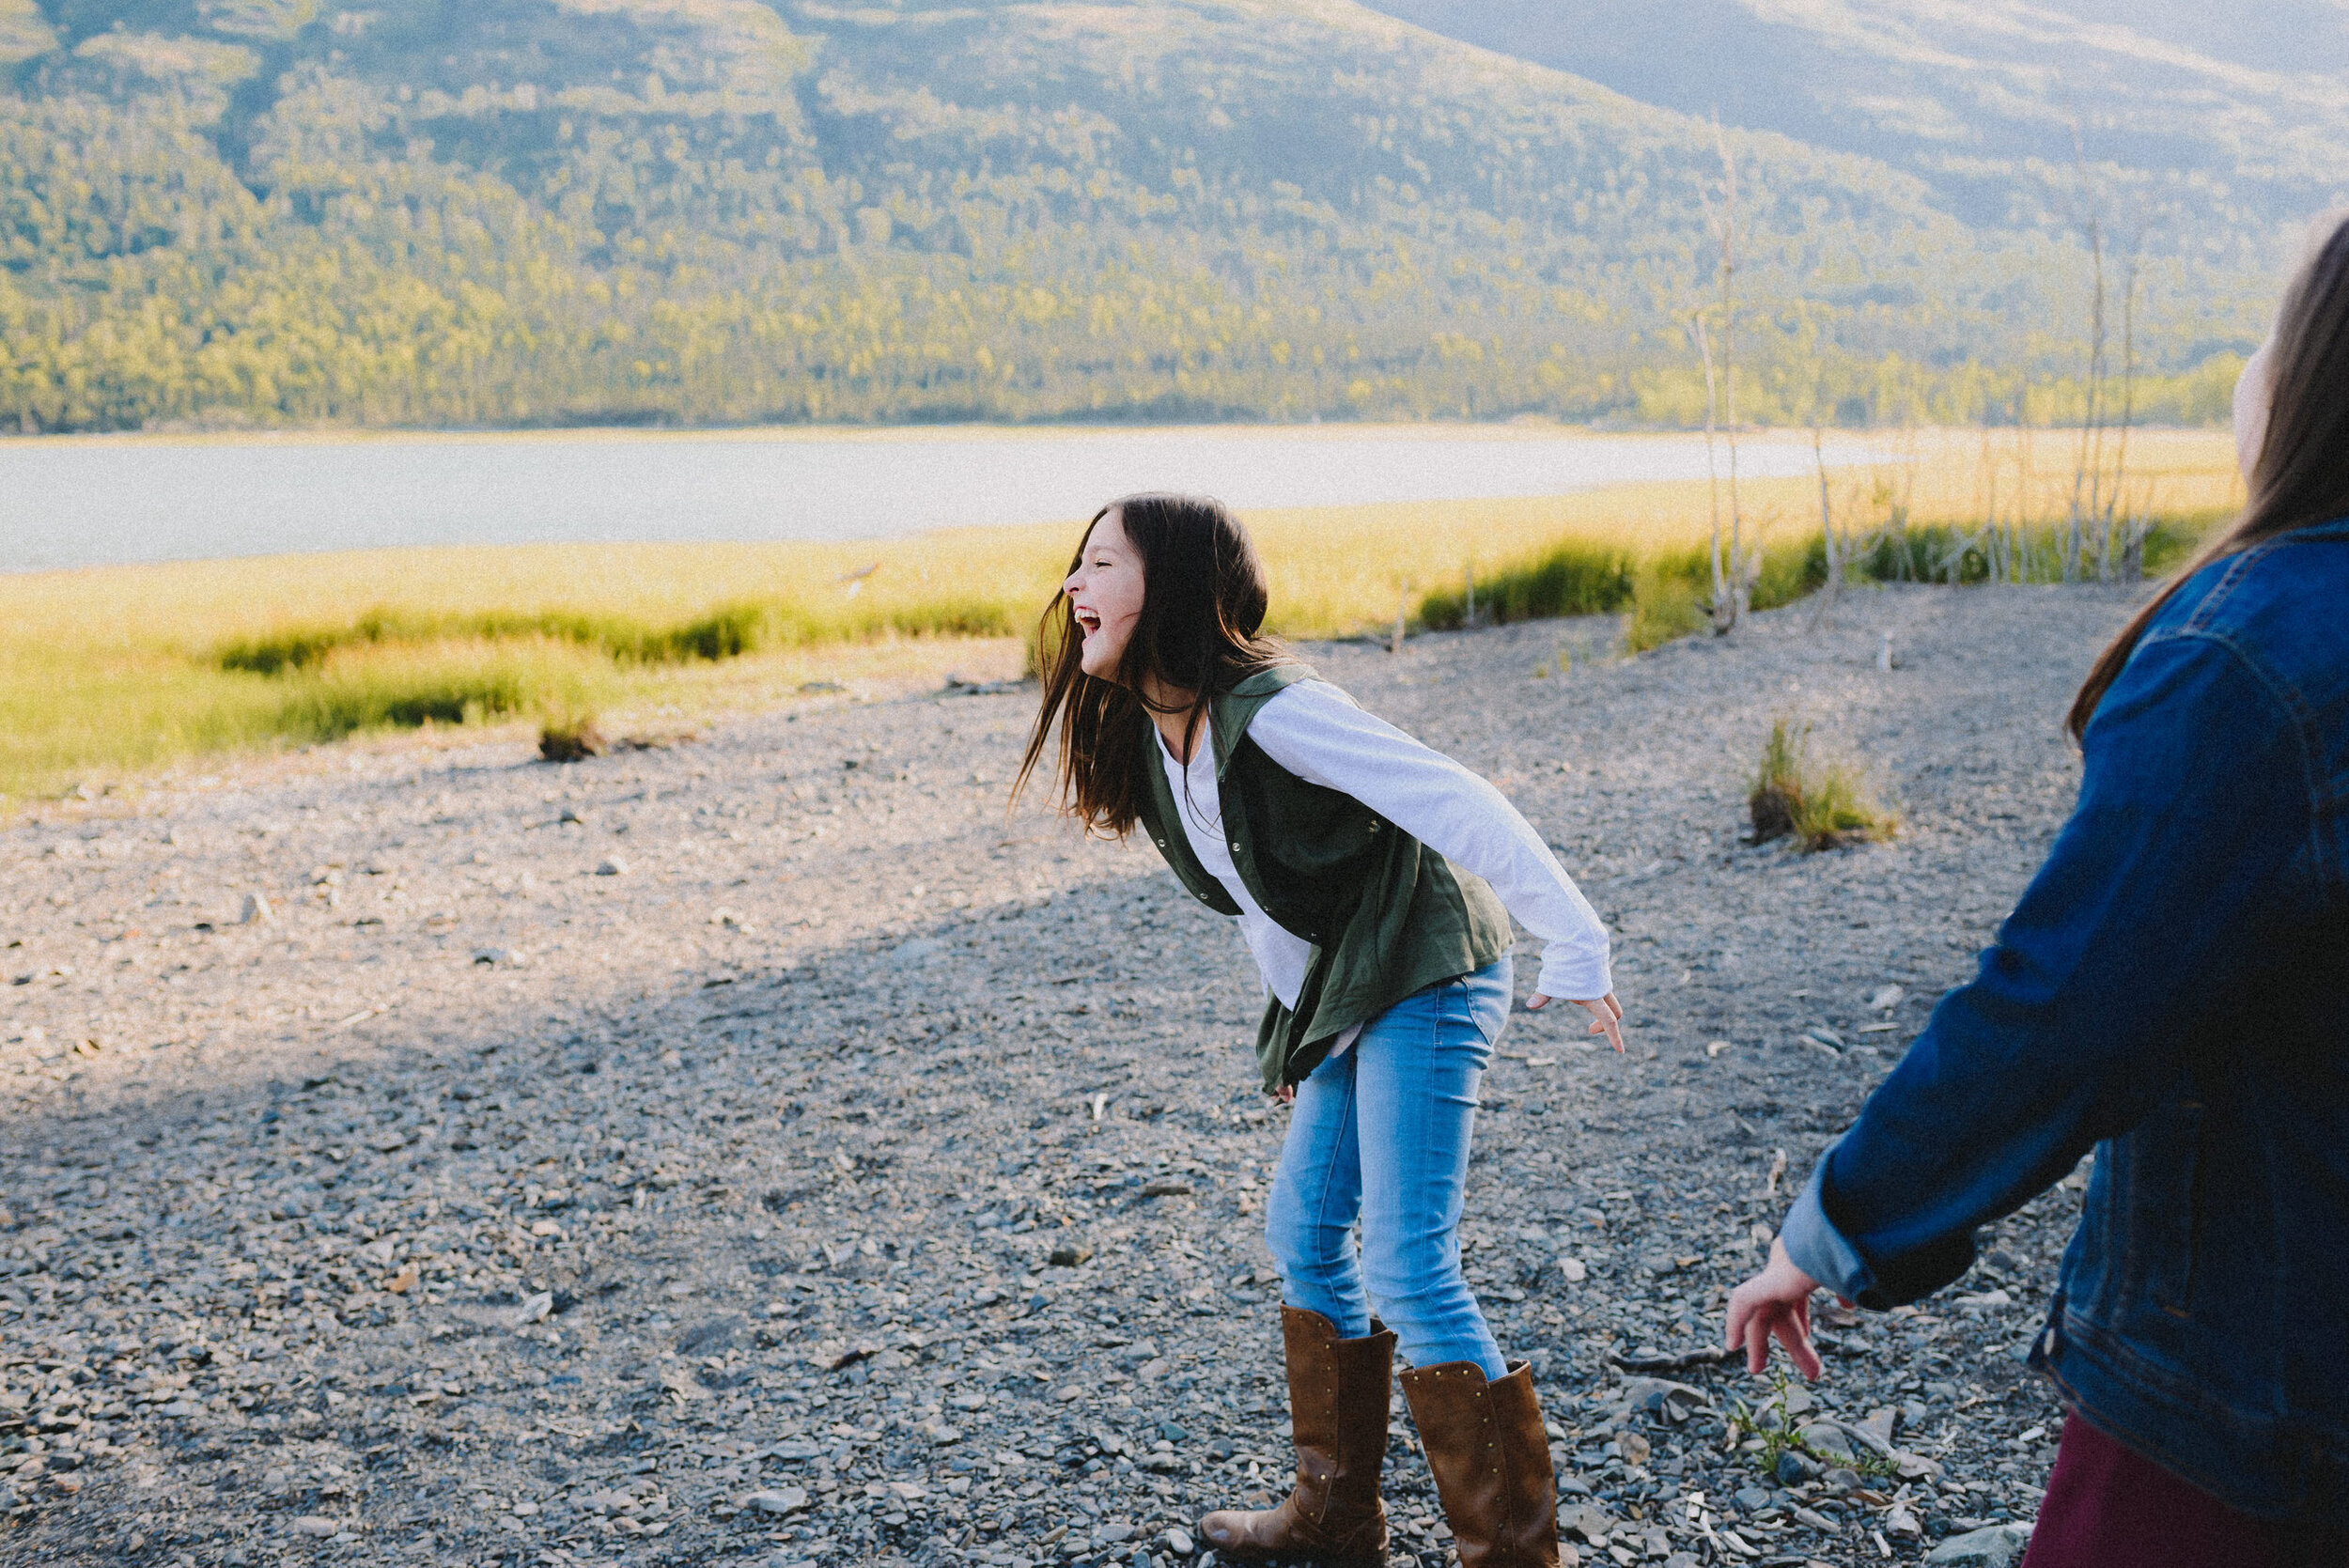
top-left (1248, 679), bottom-right (1622, 1049)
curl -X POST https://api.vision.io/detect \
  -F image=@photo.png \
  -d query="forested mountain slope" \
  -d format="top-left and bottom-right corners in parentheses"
top-left (1362, 0), bottom-right (2349, 240)
top-left (0, 0), bottom-right (2279, 431)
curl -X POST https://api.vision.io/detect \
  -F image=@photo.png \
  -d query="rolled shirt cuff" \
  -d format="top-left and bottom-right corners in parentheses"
top-left (1780, 1140), bottom-right (1877, 1302)
top-left (1533, 951), bottom-right (1612, 1001)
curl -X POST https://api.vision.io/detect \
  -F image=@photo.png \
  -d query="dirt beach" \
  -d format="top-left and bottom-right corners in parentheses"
top-left (0, 583), bottom-right (2138, 1567)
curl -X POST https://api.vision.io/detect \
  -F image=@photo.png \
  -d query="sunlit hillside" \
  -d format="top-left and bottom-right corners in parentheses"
top-left (0, 0), bottom-right (2276, 433)
top-left (1364, 0), bottom-right (2349, 238)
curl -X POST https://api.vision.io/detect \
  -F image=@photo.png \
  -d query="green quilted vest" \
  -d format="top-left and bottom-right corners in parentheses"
top-left (1131, 662), bottom-right (1514, 1092)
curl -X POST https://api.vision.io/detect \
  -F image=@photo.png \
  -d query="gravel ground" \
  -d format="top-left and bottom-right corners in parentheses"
top-left (0, 583), bottom-right (2142, 1568)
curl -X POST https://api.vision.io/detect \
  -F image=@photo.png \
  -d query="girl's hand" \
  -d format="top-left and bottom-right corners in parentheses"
top-left (1527, 990), bottom-right (1625, 1052)
top-left (1724, 1237), bottom-right (1828, 1380)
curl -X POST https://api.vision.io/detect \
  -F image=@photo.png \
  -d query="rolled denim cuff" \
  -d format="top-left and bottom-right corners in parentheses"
top-left (1780, 1142), bottom-right (1876, 1302)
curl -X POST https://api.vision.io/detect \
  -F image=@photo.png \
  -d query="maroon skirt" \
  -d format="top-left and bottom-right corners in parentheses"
top-left (2021, 1415), bottom-right (2349, 1568)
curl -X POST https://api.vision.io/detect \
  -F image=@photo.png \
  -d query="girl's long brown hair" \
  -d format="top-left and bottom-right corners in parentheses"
top-left (1014, 494), bottom-right (1284, 837)
top-left (2070, 210), bottom-right (2349, 739)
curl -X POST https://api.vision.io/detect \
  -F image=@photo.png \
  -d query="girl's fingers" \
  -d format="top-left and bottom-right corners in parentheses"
top-left (1780, 1313), bottom-right (1824, 1381)
top-left (1563, 996), bottom-right (1626, 1051)
top-left (1525, 992), bottom-right (1550, 1011)
top-left (1780, 1294), bottom-right (1822, 1380)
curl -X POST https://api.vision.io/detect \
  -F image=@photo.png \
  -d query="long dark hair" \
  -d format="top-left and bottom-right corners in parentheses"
top-left (2070, 210), bottom-right (2349, 739)
top-left (1014, 493), bottom-right (1284, 837)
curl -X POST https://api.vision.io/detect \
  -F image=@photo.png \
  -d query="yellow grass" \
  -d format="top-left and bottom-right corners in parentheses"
top-left (0, 427), bottom-right (2242, 810)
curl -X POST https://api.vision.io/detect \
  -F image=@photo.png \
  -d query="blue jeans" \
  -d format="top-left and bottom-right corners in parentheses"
top-left (1265, 957), bottom-right (1513, 1379)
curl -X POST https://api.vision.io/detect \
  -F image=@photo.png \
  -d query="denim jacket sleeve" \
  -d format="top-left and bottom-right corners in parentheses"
top-left (1780, 625), bottom-right (2315, 1307)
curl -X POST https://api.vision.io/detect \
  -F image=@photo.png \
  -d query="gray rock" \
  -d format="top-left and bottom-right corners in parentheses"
top-left (1733, 1486), bottom-right (1772, 1513)
top-left (1774, 1449), bottom-right (1819, 1485)
top-left (1621, 1377), bottom-right (1709, 1419)
top-left (745, 1487), bottom-right (808, 1514)
top-left (1923, 1524), bottom-right (2033, 1567)
top-left (1561, 1504), bottom-right (1615, 1544)
top-left (595, 856), bottom-right (628, 876)
top-left (1797, 1421), bottom-right (1858, 1459)
top-left (677, 1315), bottom-right (742, 1354)
top-left (1157, 1527), bottom-right (1195, 1558)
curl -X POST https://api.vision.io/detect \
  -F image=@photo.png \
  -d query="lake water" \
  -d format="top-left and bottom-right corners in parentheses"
top-left (1, 425), bottom-right (1877, 572)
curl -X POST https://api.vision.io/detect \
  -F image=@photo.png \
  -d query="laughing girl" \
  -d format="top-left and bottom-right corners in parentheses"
top-left (1015, 494), bottom-right (1622, 1568)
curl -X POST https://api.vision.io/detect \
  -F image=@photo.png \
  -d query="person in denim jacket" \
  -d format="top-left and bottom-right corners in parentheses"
top-left (1726, 210), bottom-right (2349, 1567)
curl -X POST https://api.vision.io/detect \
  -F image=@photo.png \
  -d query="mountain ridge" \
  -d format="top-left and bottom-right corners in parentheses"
top-left (1358, 0), bottom-right (2349, 241)
top-left (0, 0), bottom-right (2278, 432)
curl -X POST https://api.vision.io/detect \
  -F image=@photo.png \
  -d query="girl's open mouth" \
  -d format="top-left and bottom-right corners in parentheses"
top-left (1074, 606), bottom-right (1101, 636)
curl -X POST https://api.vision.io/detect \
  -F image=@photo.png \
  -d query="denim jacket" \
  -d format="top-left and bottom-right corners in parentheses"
top-left (1781, 520), bottom-right (2349, 1525)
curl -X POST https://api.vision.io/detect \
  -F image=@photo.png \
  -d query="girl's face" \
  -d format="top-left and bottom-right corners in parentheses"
top-left (1064, 507), bottom-right (1145, 680)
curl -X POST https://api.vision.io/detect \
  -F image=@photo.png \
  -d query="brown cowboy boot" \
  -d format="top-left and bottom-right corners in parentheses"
top-left (1198, 1307), bottom-right (1395, 1563)
top-left (1398, 1359), bottom-right (1559, 1568)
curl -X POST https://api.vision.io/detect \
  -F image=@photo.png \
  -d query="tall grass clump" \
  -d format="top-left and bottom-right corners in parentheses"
top-left (214, 595), bottom-right (1022, 677)
top-left (1623, 507), bottom-right (2225, 659)
top-left (1828, 513), bottom-right (2219, 587)
top-left (1625, 550), bottom-right (1711, 651)
top-left (539, 711), bottom-right (608, 762)
top-left (215, 603), bottom-right (777, 674)
top-left (1748, 719), bottom-right (1895, 851)
top-left (1418, 543), bottom-right (1636, 630)
top-left (266, 641), bottom-right (611, 745)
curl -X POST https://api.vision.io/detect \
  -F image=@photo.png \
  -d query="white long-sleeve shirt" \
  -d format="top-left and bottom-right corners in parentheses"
top-left (1157, 678), bottom-right (1612, 1044)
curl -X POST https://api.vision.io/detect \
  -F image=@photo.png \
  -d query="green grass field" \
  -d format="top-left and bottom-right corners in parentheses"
top-left (0, 427), bottom-right (2242, 812)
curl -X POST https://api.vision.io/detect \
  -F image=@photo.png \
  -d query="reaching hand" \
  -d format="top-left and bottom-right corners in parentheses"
top-left (1724, 1236), bottom-right (1827, 1380)
top-left (1526, 990), bottom-right (1625, 1052)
